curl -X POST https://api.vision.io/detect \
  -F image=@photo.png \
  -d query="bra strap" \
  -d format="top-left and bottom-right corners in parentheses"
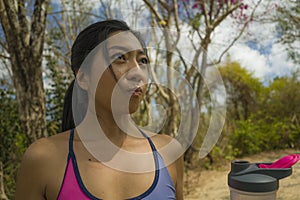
top-left (69, 129), bottom-right (75, 155)
top-left (138, 128), bottom-right (158, 152)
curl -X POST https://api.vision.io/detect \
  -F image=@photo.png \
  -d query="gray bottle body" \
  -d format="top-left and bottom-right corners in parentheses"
top-left (228, 160), bottom-right (292, 200)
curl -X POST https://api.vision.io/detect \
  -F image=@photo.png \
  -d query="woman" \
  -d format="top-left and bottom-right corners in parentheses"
top-left (15, 20), bottom-right (184, 200)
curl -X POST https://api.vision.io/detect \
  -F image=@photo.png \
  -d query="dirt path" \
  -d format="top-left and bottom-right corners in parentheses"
top-left (183, 149), bottom-right (300, 200)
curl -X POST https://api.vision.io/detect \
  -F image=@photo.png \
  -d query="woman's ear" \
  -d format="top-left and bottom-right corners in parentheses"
top-left (76, 71), bottom-right (89, 90)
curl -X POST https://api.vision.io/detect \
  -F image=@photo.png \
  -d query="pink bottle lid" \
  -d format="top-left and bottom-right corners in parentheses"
top-left (259, 154), bottom-right (300, 169)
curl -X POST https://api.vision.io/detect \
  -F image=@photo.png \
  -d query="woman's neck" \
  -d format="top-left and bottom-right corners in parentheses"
top-left (97, 111), bottom-right (129, 139)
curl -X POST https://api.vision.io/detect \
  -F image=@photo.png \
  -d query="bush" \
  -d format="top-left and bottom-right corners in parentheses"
top-left (0, 82), bottom-right (27, 199)
top-left (229, 115), bottom-right (300, 157)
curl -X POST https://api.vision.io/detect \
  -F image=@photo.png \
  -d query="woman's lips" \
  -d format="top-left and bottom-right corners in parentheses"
top-left (129, 87), bottom-right (143, 96)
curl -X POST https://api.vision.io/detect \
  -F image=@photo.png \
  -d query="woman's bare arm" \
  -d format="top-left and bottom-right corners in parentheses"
top-left (175, 155), bottom-right (184, 200)
top-left (15, 139), bottom-right (49, 200)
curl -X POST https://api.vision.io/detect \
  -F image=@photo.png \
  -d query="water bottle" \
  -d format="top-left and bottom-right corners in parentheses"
top-left (228, 160), bottom-right (292, 200)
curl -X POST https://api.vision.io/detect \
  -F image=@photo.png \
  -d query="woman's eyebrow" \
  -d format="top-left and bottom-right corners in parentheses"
top-left (108, 46), bottom-right (146, 55)
top-left (136, 49), bottom-right (146, 56)
top-left (108, 46), bottom-right (128, 52)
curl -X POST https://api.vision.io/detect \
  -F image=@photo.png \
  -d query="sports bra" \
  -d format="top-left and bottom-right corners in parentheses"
top-left (57, 129), bottom-right (176, 200)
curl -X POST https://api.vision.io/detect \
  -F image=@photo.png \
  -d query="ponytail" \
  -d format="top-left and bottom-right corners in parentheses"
top-left (62, 80), bottom-right (75, 132)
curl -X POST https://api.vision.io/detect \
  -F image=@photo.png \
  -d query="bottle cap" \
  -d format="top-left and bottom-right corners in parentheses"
top-left (259, 154), bottom-right (300, 169)
top-left (228, 160), bottom-right (292, 192)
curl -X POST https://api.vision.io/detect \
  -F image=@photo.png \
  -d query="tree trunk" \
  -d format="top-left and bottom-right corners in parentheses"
top-left (0, 162), bottom-right (8, 200)
top-left (164, 28), bottom-right (178, 136)
top-left (0, 0), bottom-right (50, 143)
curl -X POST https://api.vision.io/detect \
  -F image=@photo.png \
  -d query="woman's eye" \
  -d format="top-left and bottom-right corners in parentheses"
top-left (111, 53), bottom-right (126, 62)
top-left (139, 58), bottom-right (149, 65)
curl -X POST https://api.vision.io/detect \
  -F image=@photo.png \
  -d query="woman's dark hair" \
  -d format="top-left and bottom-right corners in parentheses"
top-left (62, 19), bottom-right (148, 131)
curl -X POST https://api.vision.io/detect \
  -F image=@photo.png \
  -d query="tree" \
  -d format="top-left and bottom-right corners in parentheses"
top-left (0, 78), bottom-right (25, 199)
top-left (225, 69), bottom-right (300, 157)
top-left (275, 0), bottom-right (300, 64)
top-left (0, 162), bottom-right (8, 200)
top-left (45, 0), bottom-right (96, 134)
top-left (142, 0), bottom-right (263, 165)
top-left (219, 61), bottom-right (262, 120)
top-left (0, 0), bottom-right (100, 197)
top-left (0, 0), bottom-right (50, 143)
top-left (260, 71), bottom-right (300, 119)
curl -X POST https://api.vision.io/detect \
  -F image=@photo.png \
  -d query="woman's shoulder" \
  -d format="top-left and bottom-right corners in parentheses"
top-left (16, 131), bottom-right (71, 196)
top-left (143, 130), bottom-right (184, 180)
top-left (142, 129), bottom-right (183, 155)
top-left (22, 130), bottom-right (70, 163)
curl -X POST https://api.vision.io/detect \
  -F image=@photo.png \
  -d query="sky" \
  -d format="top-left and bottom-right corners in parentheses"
top-left (1, 0), bottom-right (297, 83)
top-left (209, 0), bottom-right (298, 82)
top-left (79, 0), bottom-right (298, 83)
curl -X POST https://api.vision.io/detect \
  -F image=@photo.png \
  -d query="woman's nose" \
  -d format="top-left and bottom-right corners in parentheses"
top-left (126, 61), bottom-right (148, 83)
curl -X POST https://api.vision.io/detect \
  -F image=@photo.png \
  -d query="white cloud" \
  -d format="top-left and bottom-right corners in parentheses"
top-left (228, 44), bottom-right (270, 79)
top-left (209, 15), bottom-right (272, 79)
top-left (208, 0), bottom-right (296, 81)
top-left (49, 0), bottom-right (296, 81)
top-left (269, 43), bottom-right (298, 77)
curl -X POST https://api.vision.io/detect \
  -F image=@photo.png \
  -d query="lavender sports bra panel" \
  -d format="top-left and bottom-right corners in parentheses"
top-left (57, 130), bottom-right (176, 200)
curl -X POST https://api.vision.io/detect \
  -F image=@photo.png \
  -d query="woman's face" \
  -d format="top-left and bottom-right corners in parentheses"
top-left (90, 31), bottom-right (149, 115)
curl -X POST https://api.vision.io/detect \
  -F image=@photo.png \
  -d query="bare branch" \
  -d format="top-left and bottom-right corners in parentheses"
top-left (0, 54), bottom-right (10, 59)
top-left (151, 66), bottom-right (170, 102)
top-left (209, 0), bottom-right (214, 23)
top-left (210, 0), bottom-right (263, 66)
top-left (0, 39), bottom-right (8, 52)
top-left (50, 15), bottom-right (72, 53)
top-left (30, 0), bottom-right (50, 54)
top-left (175, 46), bottom-right (189, 76)
top-left (182, 0), bottom-right (204, 40)
top-left (48, 9), bottom-right (102, 18)
top-left (67, 1), bottom-right (74, 40)
top-left (172, 0), bottom-right (180, 33)
top-left (99, 0), bottom-right (110, 18)
top-left (147, 28), bottom-right (171, 102)
top-left (52, 44), bottom-right (71, 67)
top-left (211, 2), bottom-right (241, 30)
top-left (158, 0), bottom-right (171, 12)
top-left (0, 56), bottom-right (13, 80)
top-left (188, 32), bottom-right (198, 51)
top-left (17, 0), bottom-right (30, 46)
top-left (0, 0), bottom-right (21, 49)
top-left (0, 162), bottom-right (8, 200)
top-left (192, 45), bottom-right (203, 69)
top-left (142, 0), bottom-right (163, 24)
top-left (202, 1), bottom-right (210, 30)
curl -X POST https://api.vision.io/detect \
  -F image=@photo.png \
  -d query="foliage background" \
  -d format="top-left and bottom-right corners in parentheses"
top-left (0, 0), bottom-right (299, 199)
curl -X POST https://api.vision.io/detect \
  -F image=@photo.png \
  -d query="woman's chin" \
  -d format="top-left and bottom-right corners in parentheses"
top-left (128, 97), bottom-right (142, 114)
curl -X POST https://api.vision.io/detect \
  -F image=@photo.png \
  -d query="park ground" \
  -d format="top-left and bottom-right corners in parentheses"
top-left (183, 149), bottom-right (300, 200)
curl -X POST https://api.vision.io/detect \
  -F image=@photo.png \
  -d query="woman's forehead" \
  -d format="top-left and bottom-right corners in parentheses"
top-left (107, 31), bottom-right (144, 53)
